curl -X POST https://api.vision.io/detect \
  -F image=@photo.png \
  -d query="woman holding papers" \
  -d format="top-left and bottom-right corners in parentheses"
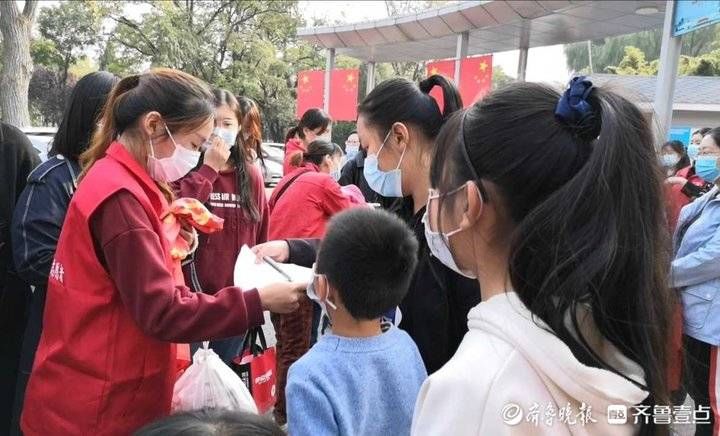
top-left (21, 70), bottom-right (302, 436)
top-left (172, 88), bottom-right (270, 364)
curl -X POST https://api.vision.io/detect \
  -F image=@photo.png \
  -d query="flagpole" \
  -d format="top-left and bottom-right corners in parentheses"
top-left (324, 48), bottom-right (335, 113)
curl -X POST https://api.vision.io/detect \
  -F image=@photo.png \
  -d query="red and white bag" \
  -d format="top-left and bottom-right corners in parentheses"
top-left (232, 328), bottom-right (277, 414)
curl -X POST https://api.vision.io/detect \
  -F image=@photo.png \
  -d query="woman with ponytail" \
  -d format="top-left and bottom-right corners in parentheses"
top-left (254, 75), bottom-right (482, 375)
top-left (412, 78), bottom-right (673, 435)
top-left (283, 108), bottom-right (332, 175)
top-left (173, 89), bottom-right (270, 364)
top-left (21, 69), bottom-right (304, 435)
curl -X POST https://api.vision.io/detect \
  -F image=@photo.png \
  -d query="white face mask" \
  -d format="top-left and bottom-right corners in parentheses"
top-left (215, 127), bottom-right (238, 147)
top-left (307, 265), bottom-right (337, 322)
top-left (147, 125), bottom-right (201, 182)
top-left (422, 185), bottom-right (480, 279)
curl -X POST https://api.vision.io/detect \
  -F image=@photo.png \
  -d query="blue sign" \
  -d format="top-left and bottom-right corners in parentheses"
top-left (669, 126), bottom-right (692, 146)
top-left (674, 1), bottom-right (720, 36)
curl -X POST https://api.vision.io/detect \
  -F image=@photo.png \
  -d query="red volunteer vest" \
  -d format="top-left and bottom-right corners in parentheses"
top-left (22, 142), bottom-right (181, 435)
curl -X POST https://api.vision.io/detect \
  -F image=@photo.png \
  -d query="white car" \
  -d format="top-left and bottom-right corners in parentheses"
top-left (21, 127), bottom-right (56, 162)
top-left (260, 142), bottom-right (284, 187)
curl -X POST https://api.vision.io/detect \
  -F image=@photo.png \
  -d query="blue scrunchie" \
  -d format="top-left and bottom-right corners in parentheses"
top-left (555, 76), bottom-right (594, 125)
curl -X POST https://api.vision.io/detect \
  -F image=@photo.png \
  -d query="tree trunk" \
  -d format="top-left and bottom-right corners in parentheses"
top-left (0, 1), bottom-right (38, 128)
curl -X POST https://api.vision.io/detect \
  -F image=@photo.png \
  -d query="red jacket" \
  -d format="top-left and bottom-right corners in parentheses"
top-left (283, 138), bottom-right (306, 175)
top-left (665, 165), bottom-right (707, 231)
top-left (22, 143), bottom-right (264, 435)
top-left (269, 163), bottom-right (355, 239)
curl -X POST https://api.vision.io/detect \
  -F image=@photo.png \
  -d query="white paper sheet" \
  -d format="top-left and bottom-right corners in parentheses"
top-left (234, 245), bottom-right (312, 291)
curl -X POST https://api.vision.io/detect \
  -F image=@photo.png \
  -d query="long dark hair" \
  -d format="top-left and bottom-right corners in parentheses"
top-left (212, 89), bottom-right (260, 222)
top-left (431, 82), bottom-right (672, 435)
top-left (237, 95), bottom-right (263, 163)
top-left (289, 139), bottom-right (342, 167)
top-left (285, 108), bottom-right (331, 143)
top-left (661, 140), bottom-right (690, 174)
top-left (358, 74), bottom-right (462, 143)
top-left (50, 71), bottom-right (119, 160)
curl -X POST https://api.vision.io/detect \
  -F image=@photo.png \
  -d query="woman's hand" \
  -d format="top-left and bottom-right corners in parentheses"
top-left (203, 135), bottom-right (231, 172)
top-left (251, 240), bottom-right (290, 264)
top-left (257, 281), bottom-right (307, 313)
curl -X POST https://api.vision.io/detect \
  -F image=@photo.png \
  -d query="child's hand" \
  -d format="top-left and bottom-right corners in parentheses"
top-left (251, 240), bottom-right (290, 264)
top-left (257, 281), bottom-right (307, 313)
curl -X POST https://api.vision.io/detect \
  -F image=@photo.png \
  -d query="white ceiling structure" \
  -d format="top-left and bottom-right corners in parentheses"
top-left (297, 0), bottom-right (669, 62)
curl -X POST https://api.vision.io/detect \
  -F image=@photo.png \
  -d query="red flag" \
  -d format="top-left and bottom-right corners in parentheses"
top-left (426, 60), bottom-right (455, 111)
top-left (296, 70), bottom-right (324, 118)
top-left (460, 55), bottom-right (493, 108)
top-left (329, 69), bottom-right (359, 121)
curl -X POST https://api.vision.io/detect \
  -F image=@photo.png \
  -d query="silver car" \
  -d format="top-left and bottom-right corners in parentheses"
top-left (260, 142), bottom-right (284, 187)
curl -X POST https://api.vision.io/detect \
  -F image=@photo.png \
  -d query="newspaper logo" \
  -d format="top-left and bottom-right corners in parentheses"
top-left (607, 405), bottom-right (628, 425)
top-left (502, 403), bottom-right (524, 426)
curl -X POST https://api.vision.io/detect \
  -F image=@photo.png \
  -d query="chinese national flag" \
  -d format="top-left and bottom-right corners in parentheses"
top-left (296, 70), bottom-right (325, 118)
top-left (459, 55), bottom-right (493, 108)
top-left (329, 69), bottom-right (359, 121)
top-left (425, 60), bottom-right (456, 111)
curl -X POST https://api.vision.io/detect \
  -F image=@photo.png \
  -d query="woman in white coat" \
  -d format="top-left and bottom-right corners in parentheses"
top-left (412, 78), bottom-right (673, 436)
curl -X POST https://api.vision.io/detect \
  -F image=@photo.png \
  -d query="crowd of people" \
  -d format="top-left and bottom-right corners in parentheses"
top-left (0, 66), bottom-right (718, 436)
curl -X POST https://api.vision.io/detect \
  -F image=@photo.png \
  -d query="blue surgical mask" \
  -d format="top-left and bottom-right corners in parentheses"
top-left (330, 167), bottom-right (341, 181)
top-left (688, 144), bottom-right (700, 161)
top-left (661, 154), bottom-right (680, 167)
top-left (214, 127), bottom-right (238, 147)
top-left (363, 130), bottom-right (405, 197)
top-left (695, 156), bottom-right (720, 182)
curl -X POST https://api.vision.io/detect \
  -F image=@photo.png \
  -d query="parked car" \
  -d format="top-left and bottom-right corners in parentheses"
top-left (260, 142), bottom-right (284, 187)
top-left (21, 126), bottom-right (56, 162)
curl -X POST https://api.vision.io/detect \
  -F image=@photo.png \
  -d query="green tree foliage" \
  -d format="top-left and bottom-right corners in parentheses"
top-left (565, 25), bottom-right (720, 74)
top-left (492, 65), bottom-right (513, 90)
top-left (605, 46), bottom-right (658, 75)
top-left (108, 0), bottom-right (325, 141)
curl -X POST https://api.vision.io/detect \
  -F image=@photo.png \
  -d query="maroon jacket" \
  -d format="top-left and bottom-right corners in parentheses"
top-left (175, 163), bottom-right (269, 293)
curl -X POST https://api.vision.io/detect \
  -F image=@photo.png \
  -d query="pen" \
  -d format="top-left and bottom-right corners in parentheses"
top-left (263, 256), bottom-right (293, 282)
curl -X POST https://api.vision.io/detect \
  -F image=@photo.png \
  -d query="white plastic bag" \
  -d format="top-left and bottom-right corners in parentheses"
top-left (171, 342), bottom-right (258, 414)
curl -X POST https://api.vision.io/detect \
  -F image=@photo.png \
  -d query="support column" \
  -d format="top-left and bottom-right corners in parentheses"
top-left (454, 31), bottom-right (469, 83)
top-left (323, 48), bottom-right (335, 113)
top-left (653, 0), bottom-right (681, 144)
top-left (366, 61), bottom-right (376, 95)
top-left (517, 20), bottom-right (530, 81)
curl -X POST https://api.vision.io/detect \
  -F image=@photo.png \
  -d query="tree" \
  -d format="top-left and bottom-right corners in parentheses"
top-left (0, 0), bottom-right (38, 127)
top-left (605, 46), bottom-right (658, 75)
top-left (492, 65), bottom-right (513, 90)
top-left (37, 0), bottom-right (105, 88)
top-left (565, 25), bottom-right (720, 74)
top-left (108, 0), bottom-right (322, 141)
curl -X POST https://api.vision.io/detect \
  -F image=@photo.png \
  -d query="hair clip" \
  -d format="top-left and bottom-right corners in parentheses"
top-left (555, 76), bottom-right (594, 125)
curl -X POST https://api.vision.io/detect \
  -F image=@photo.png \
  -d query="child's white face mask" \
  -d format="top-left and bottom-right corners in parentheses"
top-left (307, 264), bottom-right (337, 322)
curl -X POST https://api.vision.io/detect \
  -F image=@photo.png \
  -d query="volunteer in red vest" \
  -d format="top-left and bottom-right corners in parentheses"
top-left (21, 68), bottom-right (304, 436)
top-left (282, 108), bottom-right (331, 175)
top-left (268, 138), bottom-right (356, 425)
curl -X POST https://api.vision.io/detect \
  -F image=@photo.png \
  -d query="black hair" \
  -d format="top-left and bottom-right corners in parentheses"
top-left (50, 71), bottom-right (119, 160)
top-left (358, 74), bottom-right (462, 142)
top-left (704, 127), bottom-right (720, 150)
top-left (286, 108), bottom-right (331, 142)
top-left (211, 89), bottom-right (260, 221)
top-left (431, 82), bottom-right (672, 435)
top-left (693, 127), bottom-right (711, 137)
top-left (134, 409), bottom-right (284, 436)
top-left (289, 139), bottom-right (342, 167)
top-left (661, 140), bottom-right (690, 173)
top-left (316, 208), bottom-right (418, 320)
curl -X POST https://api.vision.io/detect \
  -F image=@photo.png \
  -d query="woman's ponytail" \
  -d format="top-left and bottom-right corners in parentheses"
top-left (289, 151), bottom-right (304, 167)
top-left (419, 74), bottom-right (463, 119)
